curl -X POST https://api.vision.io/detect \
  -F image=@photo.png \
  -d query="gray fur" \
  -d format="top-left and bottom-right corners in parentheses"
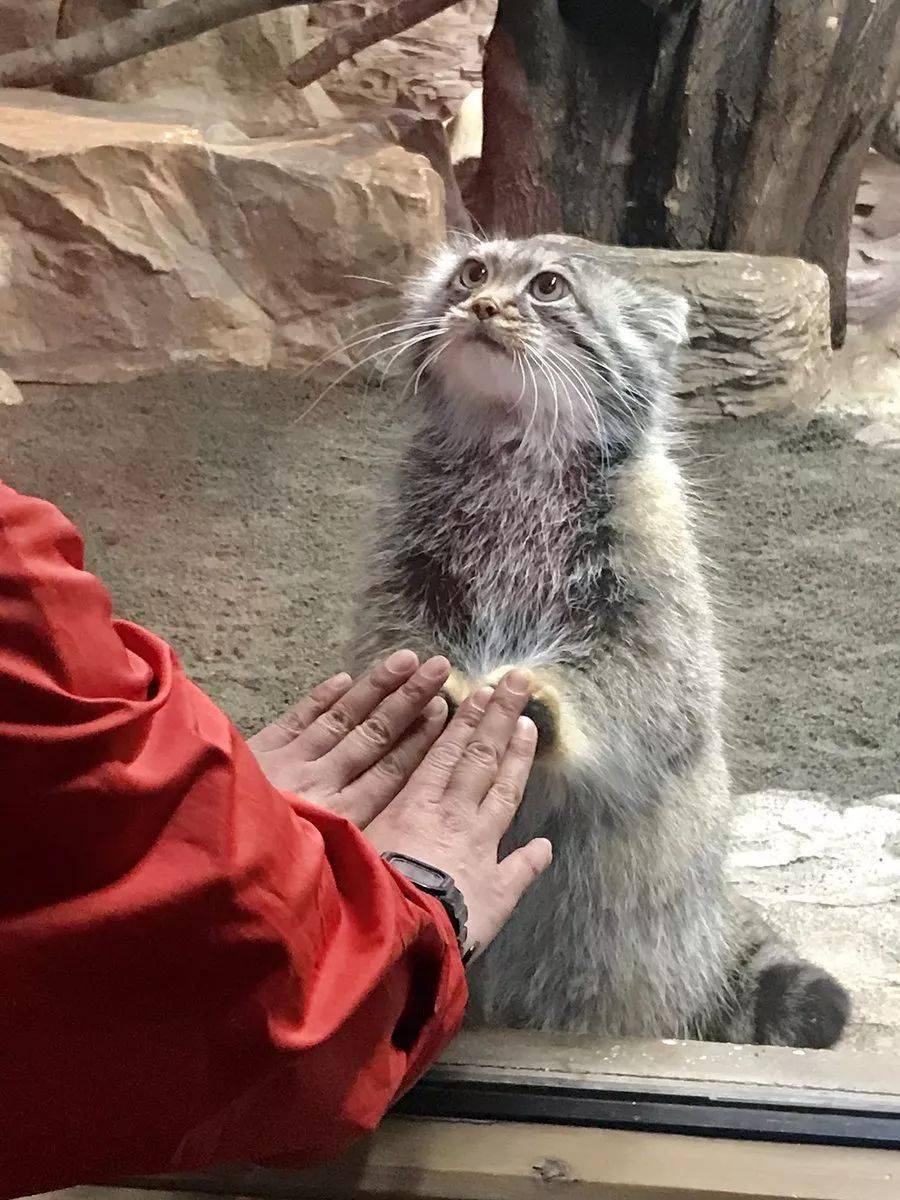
top-left (348, 235), bottom-right (849, 1047)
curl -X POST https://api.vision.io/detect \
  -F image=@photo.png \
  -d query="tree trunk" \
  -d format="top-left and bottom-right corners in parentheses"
top-left (472, 0), bottom-right (900, 346)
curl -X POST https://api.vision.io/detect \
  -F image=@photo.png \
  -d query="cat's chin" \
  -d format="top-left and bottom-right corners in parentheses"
top-left (429, 337), bottom-right (609, 456)
top-left (431, 336), bottom-right (525, 416)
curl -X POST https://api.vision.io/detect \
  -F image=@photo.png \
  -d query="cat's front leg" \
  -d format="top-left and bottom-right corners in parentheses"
top-left (444, 665), bottom-right (582, 762)
top-left (481, 666), bottom-right (571, 761)
top-left (440, 667), bottom-right (477, 720)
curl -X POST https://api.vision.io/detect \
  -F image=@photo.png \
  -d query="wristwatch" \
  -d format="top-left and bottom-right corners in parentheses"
top-left (382, 852), bottom-right (475, 965)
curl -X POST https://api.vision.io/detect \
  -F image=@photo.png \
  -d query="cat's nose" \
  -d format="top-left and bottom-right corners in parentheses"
top-left (470, 296), bottom-right (500, 321)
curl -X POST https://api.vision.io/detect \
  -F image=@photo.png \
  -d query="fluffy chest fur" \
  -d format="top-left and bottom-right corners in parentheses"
top-left (378, 432), bottom-right (630, 677)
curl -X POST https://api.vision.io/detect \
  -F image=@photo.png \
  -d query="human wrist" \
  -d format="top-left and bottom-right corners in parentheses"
top-left (381, 852), bottom-right (475, 965)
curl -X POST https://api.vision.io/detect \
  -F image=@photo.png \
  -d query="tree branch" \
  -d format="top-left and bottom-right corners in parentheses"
top-left (286, 0), bottom-right (459, 90)
top-left (0, 0), bottom-right (318, 89)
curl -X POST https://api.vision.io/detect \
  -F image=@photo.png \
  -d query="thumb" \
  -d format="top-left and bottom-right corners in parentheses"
top-left (497, 837), bottom-right (553, 903)
top-left (466, 839), bottom-right (553, 960)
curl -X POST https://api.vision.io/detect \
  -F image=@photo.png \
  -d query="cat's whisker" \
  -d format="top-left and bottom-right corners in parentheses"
top-left (543, 345), bottom-right (610, 449)
top-left (301, 318), bottom-right (440, 380)
top-left (402, 334), bottom-right (448, 395)
top-left (342, 273), bottom-right (401, 289)
top-left (530, 354), bottom-right (564, 466)
top-left (513, 350), bottom-right (528, 407)
top-left (378, 328), bottom-right (444, 380)
top-left (563, 347), bottom-right (645, 420)
top-left (520, 348), bottom-right (542, 447)
top-left (412, 338), bottom-right (452, 395)
top-left (546, 356), bottom-right (581, 446)
top-left (541, 345), bottom-right (590, 405)
top-left (292, 330), bottom-right (439, 426)
top-left (567, 360), bottom-right (637, 438)
top-left (398, 330), bottom-right (455, 399)
top-left (366, 329), bottom-right (445, 391)
top-left (542, 346), bottom-right (614, 467)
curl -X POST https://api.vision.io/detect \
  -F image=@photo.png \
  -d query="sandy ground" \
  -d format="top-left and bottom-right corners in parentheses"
top-left (3, 371), bottom-right (898, 800)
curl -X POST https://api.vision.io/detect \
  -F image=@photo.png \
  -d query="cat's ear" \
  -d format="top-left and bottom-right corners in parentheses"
top-left (628, 285), bottom-right (691, 357)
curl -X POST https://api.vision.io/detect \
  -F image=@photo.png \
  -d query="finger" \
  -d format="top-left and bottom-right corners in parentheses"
top-left (402, 686), bottom-right (494, 799)
top-left (444, 669), bottom-right (533, 809)
top-left (247, 672), bottom-right (353, 753)
top-left (296, 649), bottom-right (420, 760)
top-left (337, 696), bottom-right (448, 827)
top-left (321, 656), bottom-right (451, 787)
top-left (478, 715), bottom-right (538, 837)
top-left (468, 838), bottom-right (553, 961)
top-left (497, 838), bottom-right (553, 902)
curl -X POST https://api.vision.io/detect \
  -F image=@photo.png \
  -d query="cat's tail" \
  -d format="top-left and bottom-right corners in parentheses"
top-left (705, 894), bottom-right (850, 1049)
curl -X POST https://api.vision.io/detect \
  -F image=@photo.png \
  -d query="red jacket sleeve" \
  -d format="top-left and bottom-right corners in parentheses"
top-left (0, 483), bottom-right (467, 1200)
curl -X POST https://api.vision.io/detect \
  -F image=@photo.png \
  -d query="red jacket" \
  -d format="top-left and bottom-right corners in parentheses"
top-left (0, 483), bottom-right (467, 1199)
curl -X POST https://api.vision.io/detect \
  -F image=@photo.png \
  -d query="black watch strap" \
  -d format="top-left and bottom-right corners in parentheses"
top-left (381, 852), bottom-right (474, 964)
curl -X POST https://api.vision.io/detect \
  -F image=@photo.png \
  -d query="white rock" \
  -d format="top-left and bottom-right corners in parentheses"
top-left (0, 367), bottom-right (23, 405)
top-left (854, 419), bottom-right (900, 448)
top-left (731, 789), bottom-right (900, 1051)
top-left (446, 87), bottom-right (483, 165)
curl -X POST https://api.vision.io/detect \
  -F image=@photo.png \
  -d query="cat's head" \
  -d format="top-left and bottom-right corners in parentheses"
top-left (403, 234), bottom-right (689, 455)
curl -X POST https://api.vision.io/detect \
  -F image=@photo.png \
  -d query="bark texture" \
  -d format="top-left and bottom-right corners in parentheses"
top-left (472, 0), bottom-right (900, 345)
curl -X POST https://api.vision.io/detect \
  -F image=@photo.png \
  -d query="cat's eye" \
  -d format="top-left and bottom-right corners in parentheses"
top-left (458, 258), bottom-right (488, 289)
top-left (529, 271), bottom-right (569, 302)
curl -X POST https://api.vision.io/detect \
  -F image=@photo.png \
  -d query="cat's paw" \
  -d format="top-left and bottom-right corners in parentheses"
top-left (523, 687), bottom-right (562, 758)
top-left (441, 668), bottom-right (474, 721)
top-left (483, 666), bottom-right (562, 758)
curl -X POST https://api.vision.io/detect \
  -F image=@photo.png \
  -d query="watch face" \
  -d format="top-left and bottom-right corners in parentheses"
top-left (401, 860), bottom-right (446, 891)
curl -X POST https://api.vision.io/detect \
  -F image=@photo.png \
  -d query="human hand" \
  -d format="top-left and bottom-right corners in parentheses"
top-left (443, 664), bottom-right (562, 758)
top-left (365, 669), bottom-right (553, 959)
top-left (248, 650), bottom-right (451, 828)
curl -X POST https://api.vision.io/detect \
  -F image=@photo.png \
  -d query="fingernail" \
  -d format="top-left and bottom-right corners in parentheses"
top-left (422, 655), bottom-right (451, 680)
top-left (330, 672), bottom-right (352, 688)
top-left (423, 696), bottom-right (448, 720)
top-left (517, 715), bottom-right (537, 738)
top-left (505, 669), bottom-right (532, 696)
top-left (386, 649), bottom-right (418, 673)
top-left (469, 686), bottom-right (494, 711)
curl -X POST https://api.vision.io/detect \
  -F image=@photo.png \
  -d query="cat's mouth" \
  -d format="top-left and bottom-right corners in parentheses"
top-left (460, 322), bottom-right (516, 357)
top-left (469, 327), bottom-right (504, 349)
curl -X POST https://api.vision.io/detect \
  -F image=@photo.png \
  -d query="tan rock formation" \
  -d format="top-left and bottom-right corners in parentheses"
top-left (0, 1), bottom-right (60, 57)
top-left (0, 89), bottom-right (445, 383)
top-left (307, 0), bottom-right (494, 121)
top-left (56, 0), bottom-right (340, 136)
